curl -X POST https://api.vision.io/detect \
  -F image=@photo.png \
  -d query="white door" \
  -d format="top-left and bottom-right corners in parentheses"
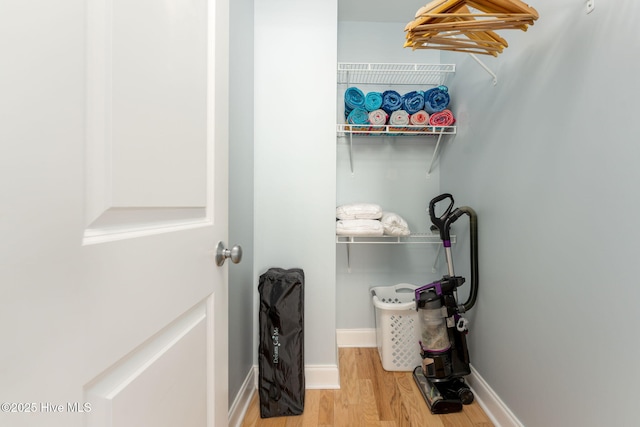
top-left (0, 1), bottom-right (230, 427)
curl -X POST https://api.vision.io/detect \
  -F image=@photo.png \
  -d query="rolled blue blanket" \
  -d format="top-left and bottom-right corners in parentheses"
top-left (381, 90), bottom-right (403, 114)
top-left (424, 85), bottom-right (450, 113)
top-left (364, 91), bottom-right (383, 112)
top-left (402, 91), bottom-right (425, 115)
top-left (346, 108), bottom-right (370, 125)
top-left (344, 87), bottom-right (365, 118)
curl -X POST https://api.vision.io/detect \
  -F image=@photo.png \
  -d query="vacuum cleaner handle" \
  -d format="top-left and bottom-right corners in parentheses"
top-left (457, 206), bottom-right (479, 313)
top-left (429, 193), bottom-right (455, 241)
top-left (428, 194), bottom-right (480, 313)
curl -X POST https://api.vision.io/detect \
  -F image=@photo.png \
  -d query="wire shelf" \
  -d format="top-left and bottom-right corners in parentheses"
top-left (336, 233), bottom-right (455, 244)
top-left (337, 124), bottom-right (456, 137)
top-left (337, 63), bottom-right (455, 86)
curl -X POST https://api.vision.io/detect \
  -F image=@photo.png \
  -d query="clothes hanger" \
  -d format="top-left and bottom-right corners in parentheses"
top-left (404, 0), bottom-right (537, 56)
top-left (468, 0), bottom-right (538, 16)
top-left (406, 0), bottom-right (469, 32)
top-left (405, 5), bottom-right (508, 56)
top-left (408, 1), bottom-right (536, 31)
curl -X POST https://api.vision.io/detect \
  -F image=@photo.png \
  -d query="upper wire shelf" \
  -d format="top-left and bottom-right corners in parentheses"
top-left (337, 63), bottom-right (455, 86)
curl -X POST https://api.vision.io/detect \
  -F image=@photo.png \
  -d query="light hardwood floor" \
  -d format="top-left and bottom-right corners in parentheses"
top-left (241, 347), bottom-right (493, 427)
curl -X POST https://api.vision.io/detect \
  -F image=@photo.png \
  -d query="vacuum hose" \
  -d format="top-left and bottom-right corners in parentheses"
top-left (456, 206), bottom-right (478, 312)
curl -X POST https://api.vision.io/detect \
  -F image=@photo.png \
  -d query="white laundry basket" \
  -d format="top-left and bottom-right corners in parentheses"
top-left (371, 284), bottom-right (422, 371)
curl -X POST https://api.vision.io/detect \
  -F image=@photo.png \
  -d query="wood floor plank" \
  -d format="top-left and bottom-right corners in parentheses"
top-left (358, 379), bottom-right (381, 425)
top-left (368, 346), bottom-right (404, 422)
top-left (347, 403), bottom-right (366, 427)
top-left (317, 390), bottom-right (334, 426)
top-left (459, 401), bottom-right (494, 427)
top-left (355, 347), bottom-right (375, 379)
top-left (241, 392), bottom-right (260, 427)
top-left (333, 389), bottom-right (350, 427)
top-left (395, 371), bottom-right (446, 427)
top-left (240, 348), bottom-right (494, 427)
top-left (338, 345), bottom-right (360, 405)
top-left (298, 389), bottom-right (320, 427)
top-left (259, 415), bottom-right (287, 427)
top-left (441, 411), bottom-right (476, 427)
top-left (284, 415), bottom-right (304, 427)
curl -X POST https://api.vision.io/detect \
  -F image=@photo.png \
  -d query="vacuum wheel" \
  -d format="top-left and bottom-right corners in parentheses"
top-left (459, 387), bottom-right (474, 405)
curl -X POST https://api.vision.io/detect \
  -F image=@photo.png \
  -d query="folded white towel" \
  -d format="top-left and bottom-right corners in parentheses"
top-left (336, 203), bottom-right (383, 220)
top-left (336, 219), bottom-right (384, 236)
top-left (380, 212), bottom-right (411, 236)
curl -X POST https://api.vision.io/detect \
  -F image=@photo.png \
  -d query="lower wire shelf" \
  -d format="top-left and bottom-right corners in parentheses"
top-left (336, 232), bottom-right (453, 244)
top-left (336, 233), bottom-right (455, 272)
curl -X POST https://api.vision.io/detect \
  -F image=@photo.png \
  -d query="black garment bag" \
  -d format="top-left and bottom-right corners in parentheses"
top-left (258, 267), bottom-right (305, 418)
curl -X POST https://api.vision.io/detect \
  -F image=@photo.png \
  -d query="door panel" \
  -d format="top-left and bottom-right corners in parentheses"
top-left (110, 0), bottom-right (208, 209)
top-left (86, 0), bottom-right (208, 233)
top-left (86, 301), bottom-right (208, 427)
top-left (0, 0), bottom-right (230, 426)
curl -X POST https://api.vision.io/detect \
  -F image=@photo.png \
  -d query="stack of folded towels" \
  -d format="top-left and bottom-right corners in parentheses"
top-left (344, 86), bottom-right (456, 128)
top-left (336, 203), bottom-right (411, 237)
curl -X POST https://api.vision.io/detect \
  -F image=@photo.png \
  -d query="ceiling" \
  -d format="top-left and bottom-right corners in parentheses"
top-left (338, 0), bottom-right (427, 23)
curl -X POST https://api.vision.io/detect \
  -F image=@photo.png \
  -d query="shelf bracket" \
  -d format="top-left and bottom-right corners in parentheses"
top-left (432, 245), bottom-right (442, 273)
top-left (349, 132), bottom-right (354, 174)
top-left (345, 70), bottom-right (355, 174)
top-left (346, 243), bottom-right (351, 273)
top-left (469, 53), bottom-right (497, 86)
top-left (427, 129), bottom-right (445, 177)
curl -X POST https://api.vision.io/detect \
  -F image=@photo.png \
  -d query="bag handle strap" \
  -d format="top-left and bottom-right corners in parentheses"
top-left (268, 284), bottom-right (283, 402)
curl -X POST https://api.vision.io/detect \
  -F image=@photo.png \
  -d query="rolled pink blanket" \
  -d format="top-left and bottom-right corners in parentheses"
top-left (409, 110), bottom-right (429, 125)
top-left (428, 109), bottom-right (455, 126)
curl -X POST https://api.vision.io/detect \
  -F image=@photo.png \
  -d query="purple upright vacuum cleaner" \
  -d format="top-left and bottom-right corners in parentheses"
top-left (413, 193), bottom-right (479, 414)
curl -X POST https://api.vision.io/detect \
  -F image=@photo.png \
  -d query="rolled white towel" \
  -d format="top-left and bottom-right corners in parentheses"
top-left (336, 219), bottom-right (384, 236)
top-left (380, 212), bottom-right (411, 236)
top-left (336, 203), bottom-right (383, 220)
top-left (389, 110), bottom-right (410, 126)
top-left (368, 109), bottom-right (388, 126)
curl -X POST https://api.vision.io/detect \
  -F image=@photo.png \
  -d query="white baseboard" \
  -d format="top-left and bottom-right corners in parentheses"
top-left (304, 365), bottom-right (341, 389)
top-left (466, 365), bottom-right (524, 427)
top-left (228, 366), bottom-right (257, 427)
top-left (336, 328), bottom-right (377, 348)
top-left (249, 365), bottom-right (340, 389)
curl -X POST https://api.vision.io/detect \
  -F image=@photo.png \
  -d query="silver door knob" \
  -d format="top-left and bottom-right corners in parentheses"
top-left (215, 241), bottom-right (243, 266)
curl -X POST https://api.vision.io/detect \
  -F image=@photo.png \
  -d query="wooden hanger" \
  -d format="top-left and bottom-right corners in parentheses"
top-left (404, 0), bottom-right (538, 56)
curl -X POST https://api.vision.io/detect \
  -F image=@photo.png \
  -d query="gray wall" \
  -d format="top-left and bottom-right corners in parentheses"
top-left (440, 1), bottom-right (640, 426)
top-left (253, 1), bottom-right (338, 368)
top-left (228, 0), bottom-right (255, 405)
